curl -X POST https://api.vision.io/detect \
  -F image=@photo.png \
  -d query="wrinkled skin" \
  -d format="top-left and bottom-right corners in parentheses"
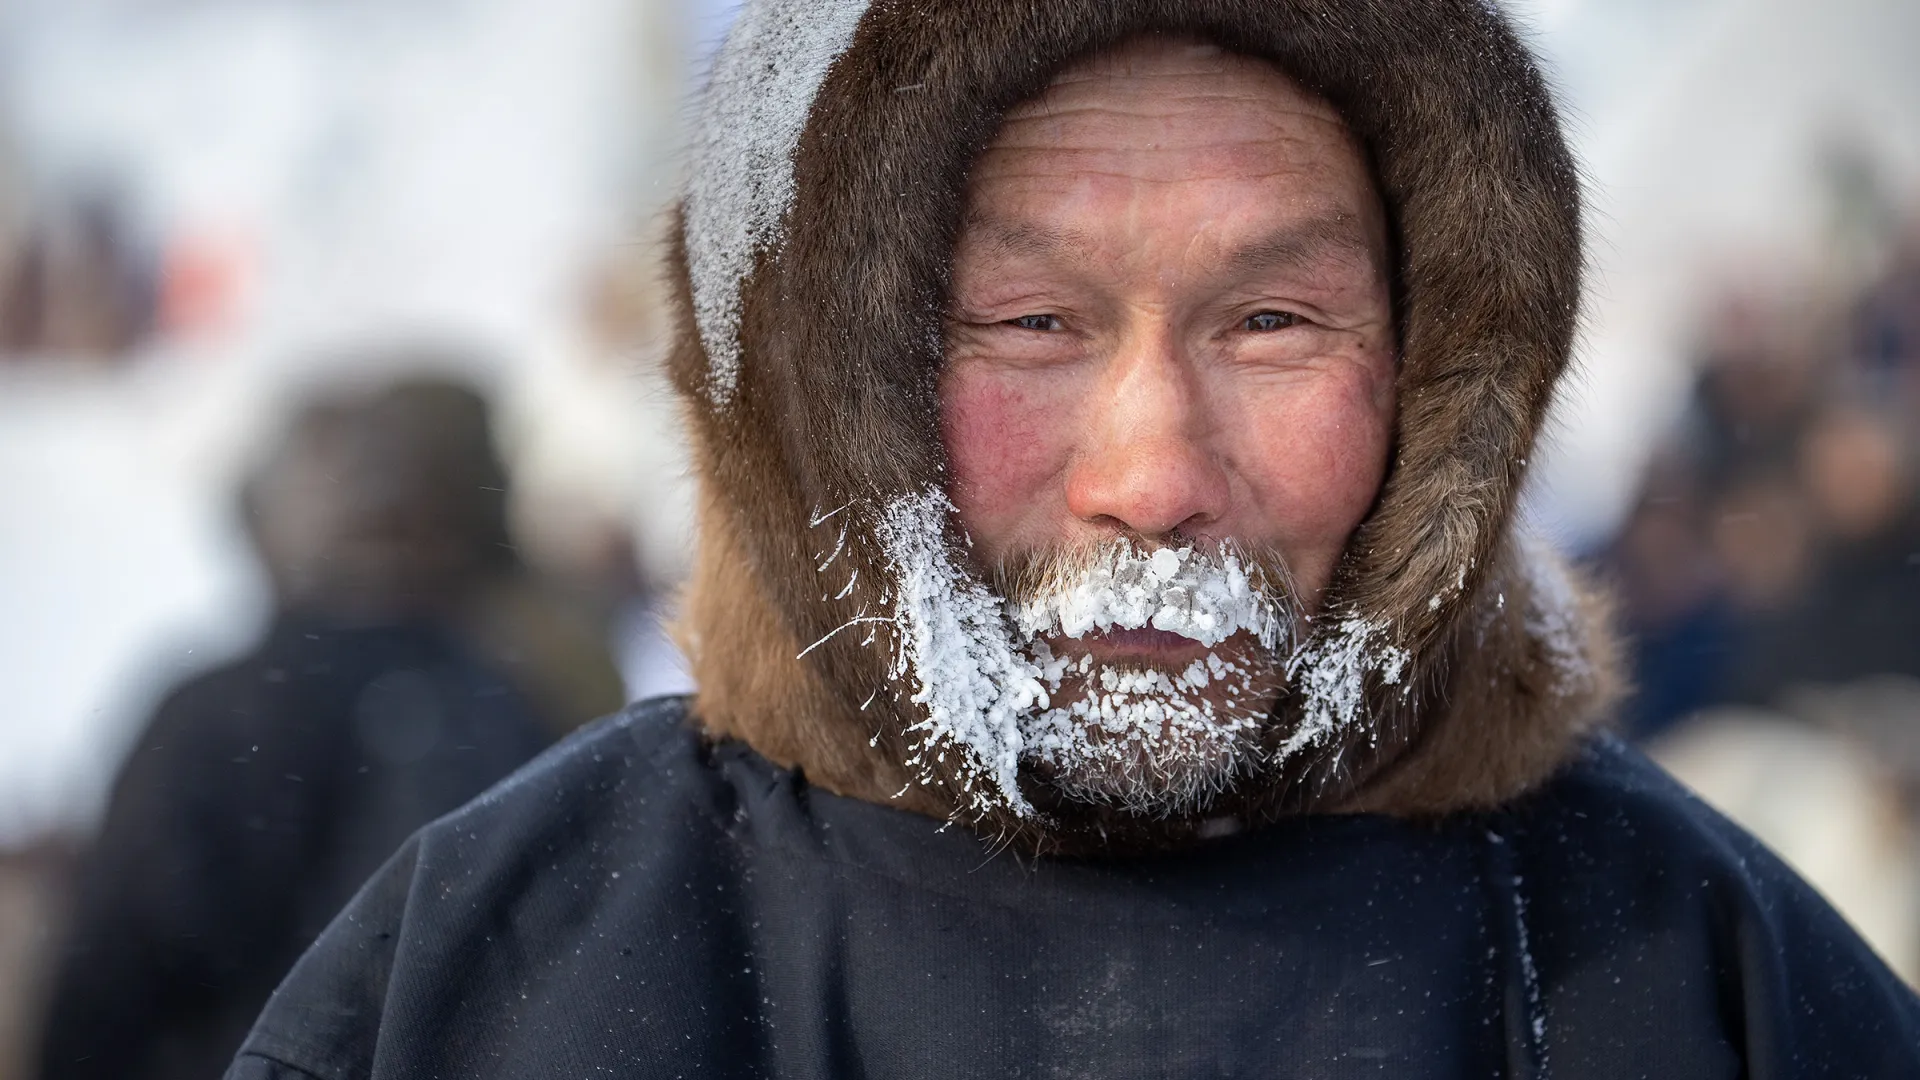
top-left (941, 38), bottom-right (1398, 738)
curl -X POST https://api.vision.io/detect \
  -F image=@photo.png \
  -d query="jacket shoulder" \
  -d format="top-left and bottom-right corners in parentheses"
top-left (1519, 733), bottom-right (1877, 897)
top-left (1526, 733), bottom-right (1741, 835)
top-left (437, 694), bottom-right (722, 836)
top-left (230, 696), bottom-right (735, 1079)
top-left (1510, 734), bottom-right (1920, 1075)
top-left (1516, 733), bottom-right (1883, 930)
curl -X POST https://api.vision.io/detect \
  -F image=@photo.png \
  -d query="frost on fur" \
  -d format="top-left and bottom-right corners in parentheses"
top-left (1280, 616), bottom-right (1408, 760)
top-left (1513, 530), bottom-right (1591, 690)
top-left (685, 0), bottom-right (871, 406)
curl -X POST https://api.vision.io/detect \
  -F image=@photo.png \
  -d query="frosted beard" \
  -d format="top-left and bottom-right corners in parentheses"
top-left (873, 490), bottom-right (1298, 824)
top-left (996, 539), bottom-right (1295, 818)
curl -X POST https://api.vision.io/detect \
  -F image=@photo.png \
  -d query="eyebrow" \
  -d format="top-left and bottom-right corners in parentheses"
top-left (1218, 214), bottom-right (1379, 279)
top-left (959, 212), bottom-right (1379, 279)
top-left (962, 218), bottom-right (1098, 267)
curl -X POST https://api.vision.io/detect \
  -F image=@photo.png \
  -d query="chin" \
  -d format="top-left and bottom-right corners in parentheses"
top-left (1025, 726), bottom-right (1252, 819)
top-left (1015, 633), bottom-right (1284, 821)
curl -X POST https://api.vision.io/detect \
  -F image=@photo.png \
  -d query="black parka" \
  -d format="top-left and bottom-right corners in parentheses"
top-left (227, 699), bottom-right (1920, 1078)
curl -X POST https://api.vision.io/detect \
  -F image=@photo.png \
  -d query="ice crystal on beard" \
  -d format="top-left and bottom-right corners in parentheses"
top-left (875, 489), bottom-right (1044, 819)
top-left (1012, 540), bottom-right (1284, 649)
top-left (875, 493), bottom-right (1296, 821)
top-left (1018, 648), bottom-right (1270, 818)
top-left (1005, 538), bottom-right (1291, 816)
top-left (1279, 616), bottom-right (1409, 759)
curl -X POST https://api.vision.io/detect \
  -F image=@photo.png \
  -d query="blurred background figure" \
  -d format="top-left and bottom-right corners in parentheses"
top-left (0, 186), bottom-right (157, 361)
top-left (0, 2), bottom-right (708, 1073)
top-left (34, 369), bottom-right (624, 1080)
top-left (1607, 202), bottom-right (1920, 983)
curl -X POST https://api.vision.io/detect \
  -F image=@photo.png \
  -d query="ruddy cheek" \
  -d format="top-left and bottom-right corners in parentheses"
top-left (1240, 375), bottom-right (1392, 559)
top-left (939, 374), bottom-right (1066, 545)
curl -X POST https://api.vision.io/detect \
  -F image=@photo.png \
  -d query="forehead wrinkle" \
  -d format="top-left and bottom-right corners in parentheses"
top-left (957, 214), bottom-right (1099, 271)
top-left (1010, 43), bottom-right (1347, 134)
top-left (981, 114), bottom-right (1367, 188)
top-left (1003, 93), bottom-right (1344, 129)
top-left (1217, 214), bottom-right (1381, 280)
top-left (975, 158), bottom-right (1350, 187)
top-left (995, 102), bottom-right (1354, 165)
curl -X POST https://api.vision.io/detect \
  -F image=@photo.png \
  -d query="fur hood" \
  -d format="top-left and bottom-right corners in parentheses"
top-left (665, 0), bottom-right (1621, 852)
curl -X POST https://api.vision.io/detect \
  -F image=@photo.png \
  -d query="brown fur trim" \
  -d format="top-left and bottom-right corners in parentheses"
top-left (668, 0), bottom-right (1623, 853)
top-left (1339, 536), bottom-right (1624, 816)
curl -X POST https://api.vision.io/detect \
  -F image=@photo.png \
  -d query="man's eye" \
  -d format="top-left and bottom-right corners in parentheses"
top-left (1008, 314), bottom-right (1063, 332)
top-left (1243, 311), bottom-right (1298, 332)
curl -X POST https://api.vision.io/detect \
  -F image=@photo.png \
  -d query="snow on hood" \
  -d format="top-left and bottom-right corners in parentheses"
top-left (685, 0), bottom-right (871, 406)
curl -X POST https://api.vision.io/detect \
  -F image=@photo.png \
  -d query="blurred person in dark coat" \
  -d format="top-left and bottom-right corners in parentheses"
top-left (1722, 399), bottom-right (1920, 701)
top-left (1603, 296), bottom-right (1826, 737)
top-left (1851, 218), bottom-right (1920, 390)
top-left (1606, 450), bottom-right (1741, 739)
top-left (34, 373), bottom-right (621, 1080)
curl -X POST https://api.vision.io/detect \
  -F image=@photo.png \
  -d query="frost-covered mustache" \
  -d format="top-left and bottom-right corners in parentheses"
top-left (996, 537), bottom-right (1296, 652)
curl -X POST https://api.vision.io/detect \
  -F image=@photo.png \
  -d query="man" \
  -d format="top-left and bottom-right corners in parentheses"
top-left (229, 3), bottom-right (1920, 1077)
top-left (39, 377), bottom-right (617, 1080)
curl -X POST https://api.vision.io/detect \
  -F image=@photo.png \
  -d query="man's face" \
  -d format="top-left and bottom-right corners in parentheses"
top-left (939, 39), bottom-right (1396, 814)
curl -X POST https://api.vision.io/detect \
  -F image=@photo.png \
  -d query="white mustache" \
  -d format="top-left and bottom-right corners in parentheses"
top-left (1009, 541), bottom-right (1288, 650)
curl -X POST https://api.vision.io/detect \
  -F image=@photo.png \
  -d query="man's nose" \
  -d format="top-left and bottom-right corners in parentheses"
top-left (1064, 330), bottom-right (1231, 537)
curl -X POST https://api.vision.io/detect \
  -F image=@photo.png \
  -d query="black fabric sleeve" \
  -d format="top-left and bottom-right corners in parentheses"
top-left (223, 1055), bottom-right (332, 1080)
top-left (37, 698), bottom-right (204, 1079)
top-left (1518, 739), bottom-right (1920, 1078)
top-left (1712, 823), bottom-right (1920, 1076)
top-left (222, 836), bottom-right (420, 1080)
top-left (39, 678), bottom-right (328, 1080)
